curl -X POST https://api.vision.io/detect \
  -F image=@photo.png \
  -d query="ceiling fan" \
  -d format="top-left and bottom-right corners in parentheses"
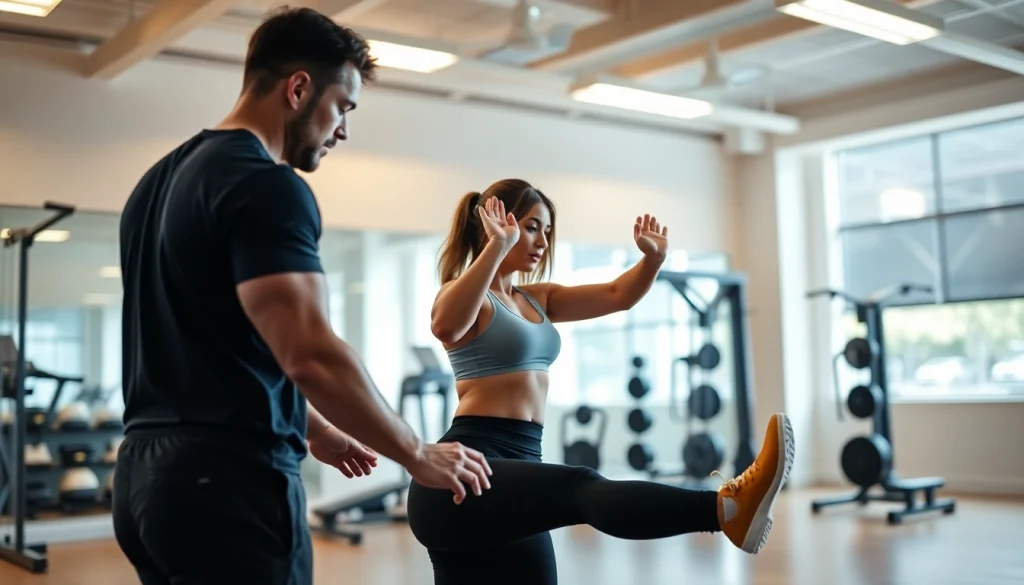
top-left (679, 38), bottom-right (771, 101)
top-left (472, 0), bottom-right (576, 65)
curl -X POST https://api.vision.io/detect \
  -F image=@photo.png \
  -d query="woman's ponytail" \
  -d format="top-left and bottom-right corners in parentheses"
top-left (437, 191), bottom-right (484, 284)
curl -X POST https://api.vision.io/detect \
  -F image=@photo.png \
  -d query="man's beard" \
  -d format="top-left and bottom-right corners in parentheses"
top-left (283, 99), bottom-right (321, 173)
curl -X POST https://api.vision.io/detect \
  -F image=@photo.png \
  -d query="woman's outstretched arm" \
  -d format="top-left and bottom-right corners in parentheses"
top-left (524, 214), bottom-right (669, 324)
top-left (431, 198), bottom-right (520, 343)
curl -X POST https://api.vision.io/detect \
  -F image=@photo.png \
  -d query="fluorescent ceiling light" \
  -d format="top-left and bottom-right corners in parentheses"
top-left (570, 82), bottom-right (714, 120)
top-left (0, 228), bottom-right (68, 242)
top-left (367, 40), bottom-right (458, 73)
top-left (98, 265), bottom-right (121, 279)
top-left (34, 229), bottom-right (70, 243)
top-left (0, 0), bottom-right (63, 17)
top-left (775, 0), bottom-right (944, 45)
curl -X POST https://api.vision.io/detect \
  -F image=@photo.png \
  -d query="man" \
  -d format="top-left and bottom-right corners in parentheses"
top-left (113, 7), bottom-right (492, 585)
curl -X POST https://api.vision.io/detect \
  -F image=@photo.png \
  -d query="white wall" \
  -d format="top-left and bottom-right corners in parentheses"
top-left (0, 40), bottom-right (734, 254)
top-left (742, 69), bottom-right (1024, 496)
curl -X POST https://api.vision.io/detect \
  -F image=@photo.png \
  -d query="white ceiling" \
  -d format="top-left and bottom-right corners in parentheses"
top-left (640, 0), bottom-right (1024, 109)
top-left (0, 0), bottom-right (1023, 136)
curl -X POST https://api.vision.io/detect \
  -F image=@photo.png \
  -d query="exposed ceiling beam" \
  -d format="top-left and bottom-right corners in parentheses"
top-left (84, 0), bottom-right (238, 80)
top-left (612, 0), bottom-right (940, 79)
top-left (612, 15), bottom-right (811, 78)
top-left (528, 0), bottom-right (749, 72)
top-left (305, 0), bottom-right (389, 21)
top-left (374, 57), bottom-right (800, 135)
top-left (476, 0), bottom-right (617, 11)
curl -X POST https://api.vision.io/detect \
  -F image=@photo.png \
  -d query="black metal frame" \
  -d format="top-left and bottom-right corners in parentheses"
top-left (650, 270), bottom-right (757, 481)
top-left (310, 346), bottom-right (452, 545)
top-left (0, 202), bottom-right (76, 574)
top-left (808, 284), bottom-right (957, 524)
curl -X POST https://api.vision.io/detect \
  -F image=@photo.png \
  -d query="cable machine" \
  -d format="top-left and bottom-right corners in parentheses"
top-left (0, 202), bottom-right (76, 574)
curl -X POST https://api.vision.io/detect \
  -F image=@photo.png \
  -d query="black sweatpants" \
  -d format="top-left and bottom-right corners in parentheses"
top-left (406, 416), bottom-right (721, 585)
top-left (112, 427), bottom-right (312, 585)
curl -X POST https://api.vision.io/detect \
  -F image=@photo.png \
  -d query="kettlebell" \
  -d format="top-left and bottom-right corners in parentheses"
top-left (92, 406), bottom-right (125, 430)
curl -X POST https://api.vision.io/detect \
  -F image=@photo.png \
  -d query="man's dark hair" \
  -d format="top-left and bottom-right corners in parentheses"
top-left (243, 6), bottom-right (378, 97)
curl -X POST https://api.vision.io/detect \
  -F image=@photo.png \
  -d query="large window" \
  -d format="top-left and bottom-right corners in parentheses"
top-left (833, 116), bottom-right (1024, 400)
top-left (547, 246), bottom-right (731, 407)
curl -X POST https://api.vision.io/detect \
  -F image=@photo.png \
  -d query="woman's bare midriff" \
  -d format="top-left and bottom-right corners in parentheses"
top-left (452, 370), bottom-right (550, 425)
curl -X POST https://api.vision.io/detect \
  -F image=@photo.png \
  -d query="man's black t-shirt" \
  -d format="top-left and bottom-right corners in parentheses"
top-left (119, 129), bottom-right (323, 474)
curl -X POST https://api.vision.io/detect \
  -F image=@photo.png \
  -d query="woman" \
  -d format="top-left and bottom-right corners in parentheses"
top-left (406, 179), bottom-right (794, 585)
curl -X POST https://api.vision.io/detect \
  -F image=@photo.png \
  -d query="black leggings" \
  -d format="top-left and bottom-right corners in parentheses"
top-left (406, 415), bottom-right (720, 585)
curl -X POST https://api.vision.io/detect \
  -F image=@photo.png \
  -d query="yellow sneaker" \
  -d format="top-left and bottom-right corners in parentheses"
top-left (713, 413), bottom-right (795, 554)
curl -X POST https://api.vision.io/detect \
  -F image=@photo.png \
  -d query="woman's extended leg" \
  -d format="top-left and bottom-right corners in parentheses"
top-left (407, 413), bottom-right (793, 555)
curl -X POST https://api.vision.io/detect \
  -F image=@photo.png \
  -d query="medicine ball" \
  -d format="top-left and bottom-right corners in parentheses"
top-left (59, 468), bottom-right (100, 504)
top-left (25, 443), bottom-right (53, 468)
top-left (92, 406), bottom-right (124, 431)
top-left (55, 402), bottom-right (91, 431)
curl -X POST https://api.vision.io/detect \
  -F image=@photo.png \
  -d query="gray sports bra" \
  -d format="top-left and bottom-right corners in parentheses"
top-left (446, 287), bottom-right (562, 381)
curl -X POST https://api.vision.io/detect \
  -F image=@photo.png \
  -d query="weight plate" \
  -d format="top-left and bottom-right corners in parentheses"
top-left (575, 405), bottom-right (593, 425)
top-left (843, 338), bottom-right (875, 369)
top-left (627, 443), bottom-right (654, 471)
top-left (682, 432), bottom-right (726, 478)
top-left (627, 408), bottom-right (652, 433)
top-left (687, 384), bottom-right (722, 421)
top-left (840, 434), bottom-right (892, 488)
top-left (565, 441), bottom-right (600, 470)
top-left (628, 376), bottom-right (651, 399)
top-left (696, 344), bottom-right (721, 370)
top-left (846, 384), bottom-right (880, 419)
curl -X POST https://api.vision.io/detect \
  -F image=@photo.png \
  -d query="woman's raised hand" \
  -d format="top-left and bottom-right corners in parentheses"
top-left (634, 213), bottom-right (669, 259)
top-left (477, 196), bottom-right (520, 248)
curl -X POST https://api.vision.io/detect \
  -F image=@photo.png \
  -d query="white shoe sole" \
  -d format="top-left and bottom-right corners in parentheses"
top-left (740, 413), bottom-right (795, 554)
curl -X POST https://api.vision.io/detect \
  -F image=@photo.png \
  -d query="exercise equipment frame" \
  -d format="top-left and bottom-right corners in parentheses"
top-left (311, 347), bottom-right (452, 545)
top-left (0, 202), bottom-right (76, 574)
top-left (650, 270), bottom-right (757, 483)
top-left (808, 284), bottom-right (956, 525)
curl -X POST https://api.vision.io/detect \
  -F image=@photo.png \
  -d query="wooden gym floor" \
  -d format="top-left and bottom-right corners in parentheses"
top-left (2, 489), bottom-right (1022, 585)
